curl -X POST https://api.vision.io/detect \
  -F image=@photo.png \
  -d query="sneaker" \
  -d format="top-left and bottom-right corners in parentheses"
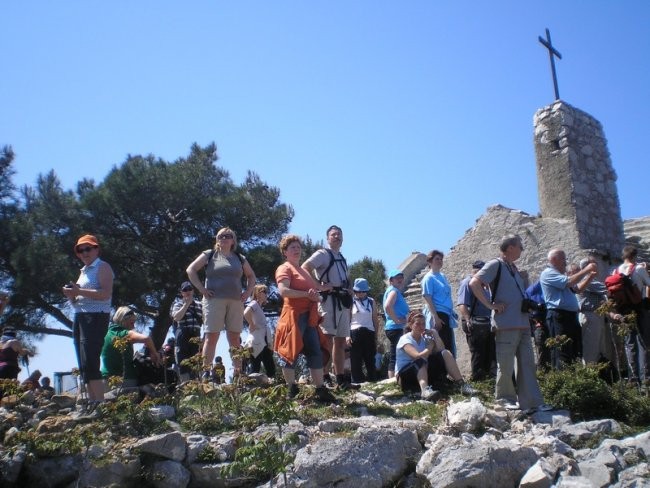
top-left (287, 384), bottom-right (300, 399)
top-left (323, 374), bottom-right (335, 388)
top-left (337, 380), bottom-right (360, 391)
top-left (421, 387), bottom-right (440, 401)
top-left (459, 382), bottom-right (478, 396)
top-left (497, 399), bottom-right (520, 410)
top-left (314, 386), bottom-right (337, 403)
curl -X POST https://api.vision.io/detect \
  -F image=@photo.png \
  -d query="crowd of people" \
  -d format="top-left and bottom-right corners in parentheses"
top-left (1, 226), bottom-right (648, 414)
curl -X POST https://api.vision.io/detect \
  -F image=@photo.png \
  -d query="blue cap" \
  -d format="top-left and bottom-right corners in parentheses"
top-left (388, 269), bottom-right (404, 279)
top-left (353, 278), bottom-right (370, 292)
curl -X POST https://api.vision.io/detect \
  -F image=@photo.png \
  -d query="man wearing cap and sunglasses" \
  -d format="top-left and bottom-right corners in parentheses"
top-left (170, 281), bottom-right (203, 382)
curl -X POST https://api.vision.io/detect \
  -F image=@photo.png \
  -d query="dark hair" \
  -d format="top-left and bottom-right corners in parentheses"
top-left (426, 250), bottom-right (444, 262)
top-left (405, 309), bottom-right (425, 332)
top-left (326, 225), bottom-right (342, 236)
top-left (499, 234), bottom-right (522, 253)
top-left (622, 245), bottom-right (638, 261)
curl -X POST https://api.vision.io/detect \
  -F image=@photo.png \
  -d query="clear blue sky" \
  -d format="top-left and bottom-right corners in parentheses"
top-left (3, 2), bottom-right (649, 381)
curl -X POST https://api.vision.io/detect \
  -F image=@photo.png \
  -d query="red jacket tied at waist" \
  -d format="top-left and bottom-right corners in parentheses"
top-left (274, 297), bottom-right (330, 367)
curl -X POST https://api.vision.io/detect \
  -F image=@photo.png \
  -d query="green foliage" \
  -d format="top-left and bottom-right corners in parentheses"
top-left (0, 144), bottom-right (293, 346)
top-left (539, 363), bottom-right (650, 425)
top-left (99, 394), bottom-right (168, 437)
top-left (221, 432), bottom-right (296, 483)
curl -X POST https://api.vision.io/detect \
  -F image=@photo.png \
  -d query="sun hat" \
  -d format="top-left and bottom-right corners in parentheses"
top-left (352, 278), bottom-right (370, 292)
top-left (75, 234), bottom-right (99, 251)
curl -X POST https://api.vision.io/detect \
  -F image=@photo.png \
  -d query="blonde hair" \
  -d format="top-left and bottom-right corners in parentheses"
top-left (253, 284), bottom-right (268, 301)
top-left (214, 227), bottom-right (238, 253)
top-left (112, 306), bottom-right (136, 325)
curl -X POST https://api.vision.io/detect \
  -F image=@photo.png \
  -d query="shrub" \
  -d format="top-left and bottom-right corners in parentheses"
top-left (539, 362), bottom-right (650, 425)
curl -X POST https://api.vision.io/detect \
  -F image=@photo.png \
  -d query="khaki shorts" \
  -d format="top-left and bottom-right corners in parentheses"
top-left (318, 300), bottom-right (351, 337)
top-left (202, 297), bottom-right (244, 334)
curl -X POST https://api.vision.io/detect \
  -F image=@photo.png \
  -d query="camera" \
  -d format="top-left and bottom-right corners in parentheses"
top-left (521, 298), bottom-right (546, 314)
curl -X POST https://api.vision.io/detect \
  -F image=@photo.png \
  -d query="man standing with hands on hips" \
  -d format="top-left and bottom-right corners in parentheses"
top-left (303, 225), bottom-right (355, 390)
top-left (470, 234), bottom-right (552, 413)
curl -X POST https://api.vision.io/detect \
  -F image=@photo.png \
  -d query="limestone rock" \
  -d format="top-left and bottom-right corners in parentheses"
top-left (135, 431), bottom-right (186, 462)
top-left (147, 459), bottom-right (190, 488)
top-left (292, 426), bottom-right (422, 487)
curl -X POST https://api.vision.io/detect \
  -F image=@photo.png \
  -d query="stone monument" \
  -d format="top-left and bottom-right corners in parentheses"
top-left (400, 100), bottom-right (637, 376)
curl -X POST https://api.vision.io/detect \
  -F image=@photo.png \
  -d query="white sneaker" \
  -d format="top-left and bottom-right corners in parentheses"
top-left (497, 399), bottom-right (520, 410)
top-left (421, 387), bottom-right (440, 401)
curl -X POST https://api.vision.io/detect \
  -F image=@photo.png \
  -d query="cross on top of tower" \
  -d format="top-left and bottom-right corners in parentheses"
top-left (538, 28), bottom-right (562, 101)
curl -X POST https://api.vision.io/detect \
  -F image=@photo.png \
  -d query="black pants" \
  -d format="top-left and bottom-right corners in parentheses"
top-left (250, 346), bottom-right (276, 377)
top-left (175, 326), bottom-right (201, 377)
top-left (465, 317), bottom-right (495, 380)
top-left (437, 312), bottom-right (455, 357)
top-left (533, 320), bottom-right (551, 371)
top-left (547, 309), bottom-right (582, 369)
top-left (350, 327), bottom-right (376, 383)
top-left (385, 329), bottom-right (403, 373)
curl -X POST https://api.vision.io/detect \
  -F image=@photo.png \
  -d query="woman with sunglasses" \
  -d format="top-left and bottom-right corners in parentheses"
top-left (62, 234), bottom-right (114, 406)
top-left (186, 227), bottom-right (256, 381)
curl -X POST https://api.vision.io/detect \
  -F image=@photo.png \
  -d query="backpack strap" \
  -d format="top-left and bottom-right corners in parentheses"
top-left (206, 249), bottom-right (245, 266)
top-left (490, 259), bottom-right (503, 304)
top-left (317, 249), bottom-right (347, 284)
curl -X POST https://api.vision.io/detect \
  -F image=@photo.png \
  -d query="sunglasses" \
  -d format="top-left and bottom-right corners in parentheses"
top-left (181, 287), bottom-right (193, 292)
top-left (76, 246), bottom-right (97, 254)
top-left (218, 234), bottom-right (234, 240)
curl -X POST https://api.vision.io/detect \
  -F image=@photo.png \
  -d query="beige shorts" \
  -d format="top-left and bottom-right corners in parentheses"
top-left (202, 297), bottom-right (244, 334)
top-left (318, 300), bottom-right (351, 337)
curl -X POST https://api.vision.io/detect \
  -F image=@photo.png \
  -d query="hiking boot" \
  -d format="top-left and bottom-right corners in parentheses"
top-left (459, 381), bottom-right (478, 396)
top-left (287, 383), bottom-right (300, 399)
top-left (323, 374), bottom-right (335, 388)
top-left (337, 380), bottom-right (360, 391)
top-left (314, 386), bottom-right (336, 403)
top-left (420, 386), bottom-right (440, 401)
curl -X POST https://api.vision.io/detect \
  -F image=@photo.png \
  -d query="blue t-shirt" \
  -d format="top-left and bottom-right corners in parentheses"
top-left (457, 276), bottom-right (491, 317)
top-left (539, 267), bottom-right (580, 312)
top-left (421, 270), bottom-right (455, 329)
top-left (383, 285), bottom-right (409, 331)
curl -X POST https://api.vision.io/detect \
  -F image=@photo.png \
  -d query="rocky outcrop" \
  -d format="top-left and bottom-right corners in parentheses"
top-left (1, 385), bottom-right (649, 487)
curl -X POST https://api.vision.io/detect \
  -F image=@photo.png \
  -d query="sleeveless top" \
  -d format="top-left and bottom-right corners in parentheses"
top-left (383, 285), bottom-right (409, 331)
top-left (350, 297), bottom-right (375, 331)
top-left (203, 250), bottom-right (244, 300)
top-left (73, 258), bottom-right (113, 313)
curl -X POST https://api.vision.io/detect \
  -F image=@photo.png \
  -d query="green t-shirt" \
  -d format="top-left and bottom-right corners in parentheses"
top-left (101, 323), bottom-right (136, 380)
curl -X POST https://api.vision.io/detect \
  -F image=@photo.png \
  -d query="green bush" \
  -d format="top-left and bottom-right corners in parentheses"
top-left (539, 363), bottom-right (650, 426)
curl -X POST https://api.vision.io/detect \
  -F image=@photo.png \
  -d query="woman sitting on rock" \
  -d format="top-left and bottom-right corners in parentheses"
top-left (396, 310), bottom-right (477, 400)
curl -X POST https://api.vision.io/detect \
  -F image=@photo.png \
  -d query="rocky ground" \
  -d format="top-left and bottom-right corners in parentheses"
top-left (1, 378), bottom-right (649, 487)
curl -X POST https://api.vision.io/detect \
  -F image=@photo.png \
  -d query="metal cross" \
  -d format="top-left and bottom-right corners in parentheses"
top-left (538, 28), bottom-right (562, 100)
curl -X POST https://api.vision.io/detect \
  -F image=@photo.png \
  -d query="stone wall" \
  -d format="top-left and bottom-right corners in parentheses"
top-left (534, 101), bottom-right (625, 259)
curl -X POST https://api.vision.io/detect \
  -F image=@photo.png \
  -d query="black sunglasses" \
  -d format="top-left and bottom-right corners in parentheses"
top-left (181, 287), bottom-right (193, 292)
top-left (76, 246), bottom-right (97, 254)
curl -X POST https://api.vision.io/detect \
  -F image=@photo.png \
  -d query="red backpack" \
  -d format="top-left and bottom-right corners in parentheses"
top-left (604, 264), bottom-right (643, 313)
